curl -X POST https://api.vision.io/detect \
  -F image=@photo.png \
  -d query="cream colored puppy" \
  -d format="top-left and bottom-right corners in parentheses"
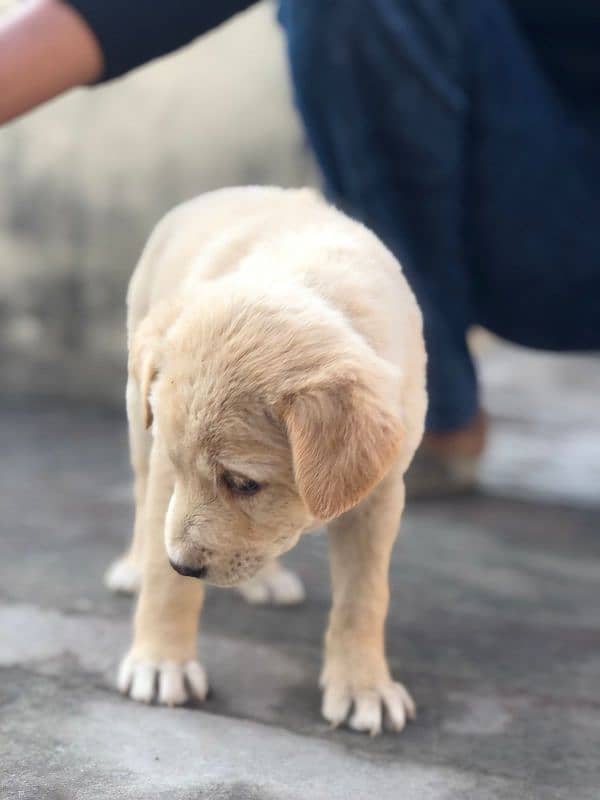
top-left (112, 187), bottom-right (427, 735)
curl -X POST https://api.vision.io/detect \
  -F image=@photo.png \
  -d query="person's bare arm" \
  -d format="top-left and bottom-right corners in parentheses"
top-left (0, 0), bottom-right (103, 125)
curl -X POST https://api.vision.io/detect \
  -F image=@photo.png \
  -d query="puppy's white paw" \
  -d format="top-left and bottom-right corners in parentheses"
top-left (321, 678), bottom-right (416, 736)
top-left (117, 655), bottom-right (208, 706)
top-left (236, 563), bottom-right (305, 606)
top-left (104, 557), bottom-right (141, 595)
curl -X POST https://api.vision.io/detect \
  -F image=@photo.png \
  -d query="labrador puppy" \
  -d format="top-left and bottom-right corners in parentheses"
top-left (108, 187), bottom-right (427, 735)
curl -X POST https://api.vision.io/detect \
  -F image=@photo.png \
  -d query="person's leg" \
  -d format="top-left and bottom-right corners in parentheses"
top-left (467, 2), bottom-right (600, 350)
top-left (280, 0), bottom-right (477, 434)
top-left (280, 0), bottom-right (600, 438)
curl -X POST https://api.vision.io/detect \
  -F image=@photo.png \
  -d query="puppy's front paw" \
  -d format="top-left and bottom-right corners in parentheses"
top-left (320, 657), bottom-right (416, 735)
top-left (322, 679), bottom-right (416, 735)
top-left (236, 562), bottom-right (305, 606)
top-left (117, 654), bottom-right (208, 706)
top-left (104, 557), bottom-right (141, 595)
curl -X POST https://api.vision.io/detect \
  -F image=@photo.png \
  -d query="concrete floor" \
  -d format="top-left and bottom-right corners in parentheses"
top-left (1, 364), bottom-right (599, 799)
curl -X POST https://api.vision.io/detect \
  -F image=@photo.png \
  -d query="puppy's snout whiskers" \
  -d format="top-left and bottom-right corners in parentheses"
top-left (181, 519), bottom-right (213, 546)
top-left (182, 519), bottom-right (198, 539)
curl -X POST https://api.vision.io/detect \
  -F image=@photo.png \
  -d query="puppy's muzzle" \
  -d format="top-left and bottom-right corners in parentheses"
top-left (169, 559), bottom-right (208, 580)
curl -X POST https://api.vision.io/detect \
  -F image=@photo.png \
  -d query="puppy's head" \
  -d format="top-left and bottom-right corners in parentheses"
top-left (134, 286), bottom-right (404, 586)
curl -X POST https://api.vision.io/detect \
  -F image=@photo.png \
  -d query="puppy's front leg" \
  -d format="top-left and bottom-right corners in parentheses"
top-left (321, 469), bottom-right (415, 735)
top-left (118, 435), bottom-right (207, 706)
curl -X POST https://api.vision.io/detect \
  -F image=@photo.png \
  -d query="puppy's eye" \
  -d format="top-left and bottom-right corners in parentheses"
top-left (223, 472), bottom-right (262, 496)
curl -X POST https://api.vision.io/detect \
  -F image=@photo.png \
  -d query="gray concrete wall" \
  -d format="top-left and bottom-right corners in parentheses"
top-left (0, 2), bottom-right (317, 404)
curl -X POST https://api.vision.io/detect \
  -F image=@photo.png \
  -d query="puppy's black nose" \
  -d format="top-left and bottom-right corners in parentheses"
top-left (169, 559), bottom-right (208, 579)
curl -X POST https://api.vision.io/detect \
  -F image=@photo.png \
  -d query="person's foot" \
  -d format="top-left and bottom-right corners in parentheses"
top-left (405, 411), bottom-right (487, 498)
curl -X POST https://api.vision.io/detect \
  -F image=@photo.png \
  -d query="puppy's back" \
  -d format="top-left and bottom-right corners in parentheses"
top-left (127, 187), bottom-right (321, 333)
top-left (128, 187), bottom-right (419, 360)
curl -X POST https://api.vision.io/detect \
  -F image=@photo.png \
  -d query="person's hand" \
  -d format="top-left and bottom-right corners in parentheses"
top-left (0, 0), bottom-right (103, 125)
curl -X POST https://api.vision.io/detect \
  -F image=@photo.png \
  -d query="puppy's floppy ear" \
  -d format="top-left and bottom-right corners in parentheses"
top-left (130, 328), bottom-right (159, 430)
top-left (282, 368), bottom-right (404, 520)
top-left (129, 317), bottom-right (164, 428)
top-left (129, 298), bottom-right (182, 429)
top-left (137, 352), bottom-right (158, 430)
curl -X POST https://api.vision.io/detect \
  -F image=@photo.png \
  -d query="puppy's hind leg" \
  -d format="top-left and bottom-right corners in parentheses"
top-left (236, 559), bottom-right (305, 606)
top-left (105, 378), bottom-right (151, 595)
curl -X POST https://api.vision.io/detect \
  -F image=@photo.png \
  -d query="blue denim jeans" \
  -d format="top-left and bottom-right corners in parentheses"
top-left (279, 0), bottom-right (600, 431)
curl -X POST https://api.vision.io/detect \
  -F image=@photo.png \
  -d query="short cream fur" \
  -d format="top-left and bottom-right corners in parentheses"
top-left (113, 187), bottom-right (427, 735)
